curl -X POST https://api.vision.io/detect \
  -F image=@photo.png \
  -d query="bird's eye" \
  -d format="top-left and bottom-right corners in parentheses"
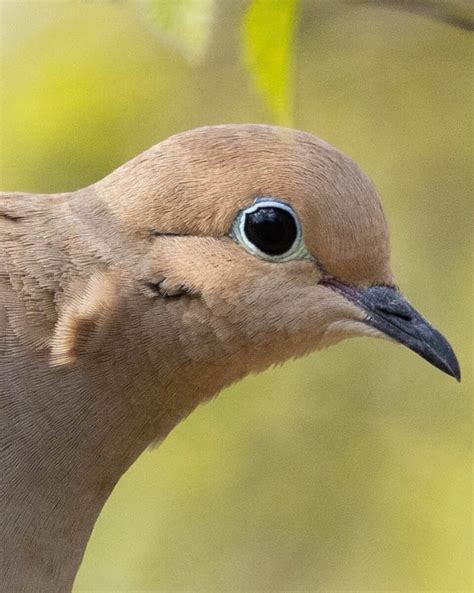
top-left (231, 198), bottom-right (312, 262)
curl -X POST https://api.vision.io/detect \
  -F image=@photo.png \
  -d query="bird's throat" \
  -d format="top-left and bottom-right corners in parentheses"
top-left (1, 377), bottom-right (160, 592)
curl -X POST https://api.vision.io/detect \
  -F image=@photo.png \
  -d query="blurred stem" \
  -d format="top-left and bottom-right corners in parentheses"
top-left (347, 0), bottom-right (474, 31)
top-left (242, 0), bottom-right (299, 126)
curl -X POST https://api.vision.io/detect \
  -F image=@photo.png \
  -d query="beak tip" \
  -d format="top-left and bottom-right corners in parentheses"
top-left (443, 362), bottom-right (461, 382)
top-left (432, 337), bottom-right (461, 383)
top-left (409, 334), bottom-right (461, 383)
top-left (448, 358), bottom-right (461, 383)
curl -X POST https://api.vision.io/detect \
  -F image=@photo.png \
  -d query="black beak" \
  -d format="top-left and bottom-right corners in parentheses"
top-left (322, 280), bottom-right (461, 381)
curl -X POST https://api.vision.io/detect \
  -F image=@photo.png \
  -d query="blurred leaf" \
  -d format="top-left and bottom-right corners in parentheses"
top-left (242, 0), bottom-right (299, 126)
top-left (146, 0), bottom-right (215, 63)
top-left (350, 0), bottom-right (474, 31)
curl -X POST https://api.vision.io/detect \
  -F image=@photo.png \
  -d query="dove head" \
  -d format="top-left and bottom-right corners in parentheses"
top-left (98, 124), bottom-right (392, 285)
top-left (2, 125), bottom-right (460, 593)
top-left (89, 124), bottom-right (458, 382)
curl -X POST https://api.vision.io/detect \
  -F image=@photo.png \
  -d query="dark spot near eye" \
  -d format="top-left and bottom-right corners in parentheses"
top-left (144, 281), bottom-right (191, 299)
top-left (1, 212), bottom-right (23, 223)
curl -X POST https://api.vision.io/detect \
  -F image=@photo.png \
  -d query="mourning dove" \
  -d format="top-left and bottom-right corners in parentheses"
top-left (0, 124), bottom-right (459, 593)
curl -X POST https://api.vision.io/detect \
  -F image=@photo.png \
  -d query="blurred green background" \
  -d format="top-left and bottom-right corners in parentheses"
top-left (1, 1), bottom-right (472, 591)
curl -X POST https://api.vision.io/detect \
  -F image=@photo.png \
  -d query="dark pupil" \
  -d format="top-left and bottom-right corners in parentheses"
top-left (244, 206), bottom-right (298, 256)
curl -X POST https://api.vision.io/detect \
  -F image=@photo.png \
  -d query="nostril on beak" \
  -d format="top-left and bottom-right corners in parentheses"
top-left (376, 304), bottom-right (413, 322)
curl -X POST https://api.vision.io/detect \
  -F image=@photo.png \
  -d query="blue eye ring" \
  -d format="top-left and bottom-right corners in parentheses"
top-left (230, 198), bottom-right (313, 263)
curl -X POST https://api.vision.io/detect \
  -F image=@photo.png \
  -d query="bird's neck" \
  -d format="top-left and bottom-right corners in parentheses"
top-left (1, 369), bottom-right (154, 592)
top-left (1, 305), bottom-right (251, 593)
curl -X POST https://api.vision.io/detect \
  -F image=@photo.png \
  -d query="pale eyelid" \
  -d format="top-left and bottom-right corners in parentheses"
top-left (230, 198), bottom-right (315, 263)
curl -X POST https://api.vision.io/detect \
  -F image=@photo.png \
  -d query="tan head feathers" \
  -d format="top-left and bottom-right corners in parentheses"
top-left (94, 124), bottom-right (392, 286)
